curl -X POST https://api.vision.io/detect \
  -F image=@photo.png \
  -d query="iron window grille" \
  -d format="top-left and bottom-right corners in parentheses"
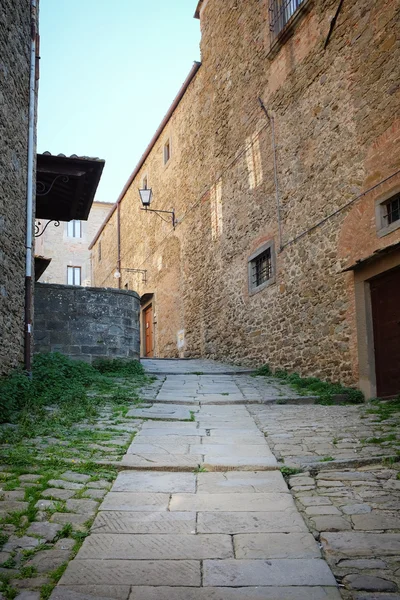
top-left (383, 193), bottom-right (400, 226)
top-left (269, 0), bottom-right (305, 42)
top-left (252, 248), bottom-right (272, 288)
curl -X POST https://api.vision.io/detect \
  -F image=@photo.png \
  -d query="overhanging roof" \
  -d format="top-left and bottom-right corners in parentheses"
top-left (88, 61), bottom-right (201, 250)
top-left (36, 153), bottom-right (105, 222)
top-left (34, 256), bottom-right (52, 281)
top-left (342, 241), bottom-right (400, 272)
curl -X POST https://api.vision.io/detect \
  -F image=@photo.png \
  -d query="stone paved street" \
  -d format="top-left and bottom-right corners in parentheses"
top-left (53, 359), bottom-right (341, 600)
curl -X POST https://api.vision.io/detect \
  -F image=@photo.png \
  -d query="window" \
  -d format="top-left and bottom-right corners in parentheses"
top-left (98, 241), bottom-right (102, 262)
top-left (383, 194), bottom-right (400, 226)
top-left (163, 139), bottom-right (171, 165)
top-left (67, 266), bottom-right (81, 286)
top-left (248, 241), bottom-right (276, 293)
top-left (269, 0), bottom-right (305, 42)
top-left (376, 191), bottom-right (400, 238)
top-left (67, 220), bottom-right (82, 238)
top-left (142, 175), bottom-right (148, 189)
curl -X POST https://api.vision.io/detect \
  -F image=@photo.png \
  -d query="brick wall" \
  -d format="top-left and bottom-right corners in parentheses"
top-left (34, 284), bottom-right (140, 362)
top-left (92, 0), bottom-right (400, 386)
top-left (0, 0), bottom-right (32, 375)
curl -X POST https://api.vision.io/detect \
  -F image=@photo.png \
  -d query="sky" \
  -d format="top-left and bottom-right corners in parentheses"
top-left (37, 0), bottom-right (201, 204)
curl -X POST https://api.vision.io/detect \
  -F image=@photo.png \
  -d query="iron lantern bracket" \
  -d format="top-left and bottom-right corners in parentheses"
top-left (141, 207), bottom-right (176, 229)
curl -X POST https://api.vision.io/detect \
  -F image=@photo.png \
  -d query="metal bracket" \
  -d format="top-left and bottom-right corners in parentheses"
top-left (122, 268), bottom-right (147, 284)
top-left (36, 174), bottom-right (70, 197)
top-left (35, 220), bottom-right (60, 237)
top-left (141, 207), bottom-right (176, 229)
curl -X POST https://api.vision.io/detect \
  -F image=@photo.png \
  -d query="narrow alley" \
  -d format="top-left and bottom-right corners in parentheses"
top-left (53, 359), bottom-right (341, 599)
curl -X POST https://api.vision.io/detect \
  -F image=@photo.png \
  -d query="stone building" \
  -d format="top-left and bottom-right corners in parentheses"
top-left (0, 0), bottom-right (39, 375)
top-left (91, 0), bottom-right (400, 398)
top-left (35, 201), bottom-right (113, 286)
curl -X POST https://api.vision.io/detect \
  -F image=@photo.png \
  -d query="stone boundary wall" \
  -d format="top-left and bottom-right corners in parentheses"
top-left (34, 283), bottom-right (140, 362)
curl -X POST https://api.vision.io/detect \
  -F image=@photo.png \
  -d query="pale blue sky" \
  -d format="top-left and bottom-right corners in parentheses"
top-left (38, 1), bottom-right (201, 203)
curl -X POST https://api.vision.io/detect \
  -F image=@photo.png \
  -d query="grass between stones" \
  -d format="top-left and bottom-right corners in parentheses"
top-left (253, 364), bottom-right (365, 404)
top-left (0, 354), bottom-right (152, 599)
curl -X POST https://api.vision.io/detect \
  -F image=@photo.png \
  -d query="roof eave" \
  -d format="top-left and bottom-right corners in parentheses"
top-left (89, 61), bottom-right (202, 250)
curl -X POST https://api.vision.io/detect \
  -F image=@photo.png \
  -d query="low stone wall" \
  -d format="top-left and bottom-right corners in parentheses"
top-left (34, 283), bottom-right (140, 362)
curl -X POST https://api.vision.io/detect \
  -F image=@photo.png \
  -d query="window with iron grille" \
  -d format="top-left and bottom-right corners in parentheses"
top-left (269, 0), bottom-right (305, 43)
top-left (248, 242), bottom-right (276, 293)
top-left (384, 194), bottom-right (400, 226)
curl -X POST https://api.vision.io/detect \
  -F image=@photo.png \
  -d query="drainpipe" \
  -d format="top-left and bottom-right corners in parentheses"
top-left (258, 98), bottom-right (283, 252)
top-left (117, 202), bottom-right (121, 289)
top-left (24, 0), bottom-right (38, 374)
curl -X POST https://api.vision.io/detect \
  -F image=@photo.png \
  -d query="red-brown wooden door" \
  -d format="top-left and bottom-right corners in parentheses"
top-left (370, 266), bottom-right (400, 397)
top-left (144, 306), bottom-right (154, 357)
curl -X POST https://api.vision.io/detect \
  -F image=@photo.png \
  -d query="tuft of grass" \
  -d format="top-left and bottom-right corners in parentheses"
top-left (193, 465), bottom-right (207, 473)
top-left (254, 366), bottom-right (364, 404)
top-left (320, 456), bottom-right (334, 462)
top-left (280, 466), bottom-right (303, 476)
top-left (253, 364), bottom-right (272, 377)
top-left (190, 372), bottom-right (204, 375)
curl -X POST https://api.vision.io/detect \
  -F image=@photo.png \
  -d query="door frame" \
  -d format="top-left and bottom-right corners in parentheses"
top-left (353, 249), bottom-right (400, 399)
top-left (140, 293), bottom-right (155, 358)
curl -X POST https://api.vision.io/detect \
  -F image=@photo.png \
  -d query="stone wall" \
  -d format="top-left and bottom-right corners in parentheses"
top-left (34, 283), bottom-right (140, 362)
top-left (92, 0), bottom-right (400, 389)
top-left (0, 0), bottom-right (32, 374)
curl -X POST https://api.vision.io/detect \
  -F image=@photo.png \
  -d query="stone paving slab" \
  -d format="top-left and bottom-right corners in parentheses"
top-left (141, 422), bottom-right (201, 432)
top-left (59, 559), bottom-right (201, 586)
top-left (190, 444), bottom-right (274, 457)
top-left (204, 456), bottom-right (278, 470)
top-left (50, 587), bottom-right (130, 600)
top-left (196, 471), bottom-right (289, 494)
top-left (100, 493), bottom-right (170, 512)
top-left (78, 533), bottom-right (234, 560)
top-left (233, 532), bottom-right (321, 559)
top-left (127, 405), bottom-right (198, 421)
top-left (205, 435), bottom-right (266, 444)
top-left (321, 532), bottom-right (400, 557)
top-left (170, 492), bottom-right (295, 512)
top-left (134, 435), bottom-right (201, 445)
top-left (119, 454), bottom-right (203, 469)
top-left (112, 472), bottom-right (196, 493)
top-left (127, 587), bottom-right (343, 600)
top-left (127, 443), bottom-right (190, 455)
top-left (203, 559), bottom-right (338, 587)
top-left (91, 511), bottom-right (196, 534)
top-left (197, 511), bottom-right (309, 533)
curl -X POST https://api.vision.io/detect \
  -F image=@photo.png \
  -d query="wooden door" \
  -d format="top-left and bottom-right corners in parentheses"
top-left (144, 306), bottom-right (154, 357)
top-left (370, 266), bottom-right (400, 397)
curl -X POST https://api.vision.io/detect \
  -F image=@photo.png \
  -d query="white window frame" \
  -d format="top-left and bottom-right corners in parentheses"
top-left (67, 220), bottom-right (82, 238)
top-left (67, 266), bottom-right (81, 286)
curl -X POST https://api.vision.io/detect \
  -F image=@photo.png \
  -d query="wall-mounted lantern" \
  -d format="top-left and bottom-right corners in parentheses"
top-left (139, 188), bottom-right (176, 228)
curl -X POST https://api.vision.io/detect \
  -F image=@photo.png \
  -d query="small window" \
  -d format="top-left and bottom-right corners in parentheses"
top-left (248, 242), bottom-right (276, 294)
top-left (142, 175), bottom-right (148, 189)
top-left (67, 266), bottom-right (81, 286)
top-left (98, 241), bottom-right (102, 262)
top-left (269, 0), bottom-right (305, 42)
top-left (376, 191), bottom-right (400, 238)
top-left (67, 220), bottom-right (82, 238)
top-left (163, 139), bottom-right (171, 165)
top-left (383, 194), bottom-right (400, 226)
